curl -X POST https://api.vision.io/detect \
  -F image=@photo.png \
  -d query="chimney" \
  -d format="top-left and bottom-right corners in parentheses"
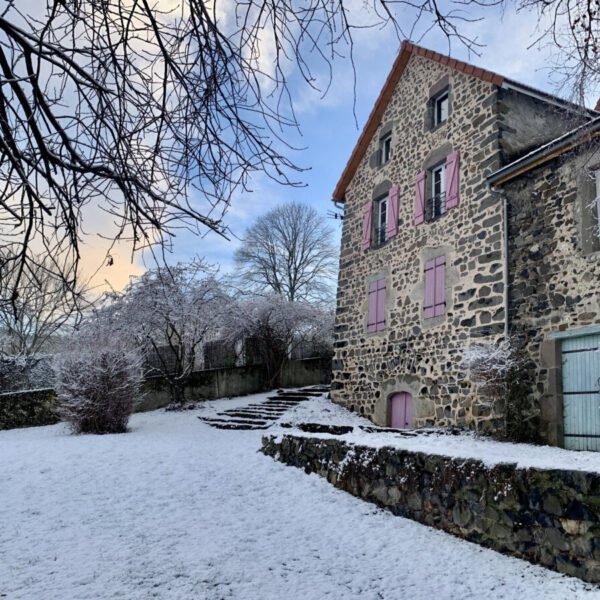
top-left (594, 98), bottom-right (600, 112)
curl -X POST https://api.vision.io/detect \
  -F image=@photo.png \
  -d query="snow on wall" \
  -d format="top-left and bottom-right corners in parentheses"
top-left (262, 433), bottom-right (600, 583)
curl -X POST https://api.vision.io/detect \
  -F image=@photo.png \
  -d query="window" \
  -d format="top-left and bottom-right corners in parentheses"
top-left (430, 163), bottom-right (446, 220)
top-left (433, 90), bottom-right (449, 127)
top-left (595, 170), bottom-right (600, 241)
top-left (414, 150), bottom-right (459, 226)
top-left (367, 277), bottom-right (386, 332)
top-left (577, 168), bottom-right (600, 255)
top-left (381, 134), bottom-right (392, 165)
top-left (362, 186), bottom-right (399, 250)
top-left (424, 256), bottom-right (446, 319)
top-left (374, 196), bottom-right (388, 246)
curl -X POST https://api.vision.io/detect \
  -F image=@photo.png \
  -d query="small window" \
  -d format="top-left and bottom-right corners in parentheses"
top-left (429, 163), bottom-right (446, 220)
top-left (578, 168), bottom-right (600, 255)
top-left (381, 134), bottom-right (392, 165)
top-left (373, 196), bottom-right (388, 246)
top-left (433, 91), bottom-right (449, 127)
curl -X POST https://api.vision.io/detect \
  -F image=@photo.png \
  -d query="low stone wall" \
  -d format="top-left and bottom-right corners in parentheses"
top-left (0, 389), bottom-right (59, 430)
top-left (140, 357), bottom-right (332, 411)
top-left (262, 434), bottom-right (600, 583)
top-left (0, 359), bottom-right (331, 427)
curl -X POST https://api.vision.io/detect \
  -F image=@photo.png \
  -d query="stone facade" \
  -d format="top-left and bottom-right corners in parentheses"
top-left (331, 46), bottom-right (592, 437)
top-left (263, 433), bottom-right (600, 583)
top-left (503, 142), bottom-right (600, 445)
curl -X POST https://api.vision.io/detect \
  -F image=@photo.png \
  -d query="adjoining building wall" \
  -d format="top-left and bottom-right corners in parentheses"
top-left (497, 88), bottom-right (589, 162)
top-left (503, 143), bottom-right (600, 445)
top-left (332, 54), bottom-right (507, 431)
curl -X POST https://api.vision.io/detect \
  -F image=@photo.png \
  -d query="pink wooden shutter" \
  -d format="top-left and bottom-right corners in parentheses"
top-left (424, 259), bottom-right (435, 319)
top-left (367, 280), bottom-right (378, 332)
top-left (434, 256), bottom-right (446, 316)
top-left (445, 150), bottom-right (460, 209)
top-left (362, 201), bottom-right (373, 250)
top-left (386, 186), bottom-right (399, 239)
top-left (376, 278), bottom-right (386, 331)
top-left (414, 171), bottom-right (426, 225)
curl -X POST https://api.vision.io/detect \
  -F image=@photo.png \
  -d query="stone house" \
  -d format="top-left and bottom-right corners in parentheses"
top-left (331, 40), bottom-right (600, 449)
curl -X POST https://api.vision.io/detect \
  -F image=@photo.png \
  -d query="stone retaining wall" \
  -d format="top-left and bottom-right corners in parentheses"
top-left (262, 433), bottom-right (600, 583)
top-left (0, 389), bottom-right (59, 430)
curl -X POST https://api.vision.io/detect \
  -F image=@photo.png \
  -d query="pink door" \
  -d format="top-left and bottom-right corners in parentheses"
top-left (390, 392), bottom-right (413, 429)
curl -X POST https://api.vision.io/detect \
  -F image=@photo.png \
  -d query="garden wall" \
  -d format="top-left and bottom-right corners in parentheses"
top-left (262, 434), bottom-right (600, 583)
top-left (140, 357), bottom-right (331, 411)
top-left (1, 358), bottom-right (332, 428)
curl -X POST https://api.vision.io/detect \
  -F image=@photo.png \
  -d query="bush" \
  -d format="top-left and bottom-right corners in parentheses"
top-left (462, 339), bottom-right (539, 443)
top-left (54, 334), bottom-right (143, 434)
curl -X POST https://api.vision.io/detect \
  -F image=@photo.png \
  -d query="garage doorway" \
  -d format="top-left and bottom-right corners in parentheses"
top-left (562, 333), bottom-right (600, 451)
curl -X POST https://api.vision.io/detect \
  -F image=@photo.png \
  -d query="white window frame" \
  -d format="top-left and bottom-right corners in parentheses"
top-left (375, 196), bottom-right (388, 245)
top-left (431, 163), bottom-right (446, 219)
top-left (381, 134), bottom-right (392, 165)
top-left (433, 91), bottom-right (449, 127)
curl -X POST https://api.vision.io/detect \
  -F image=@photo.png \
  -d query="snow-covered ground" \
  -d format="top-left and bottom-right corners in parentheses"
top-left (2, 391), bottom-right (600, 599)
top-left (280, 394), bottom-right (600, 474)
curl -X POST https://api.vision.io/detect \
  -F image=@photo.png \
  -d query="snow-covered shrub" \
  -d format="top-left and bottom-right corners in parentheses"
top-left (54, 328), bottom-right (143, 434)
top-left (462, 339), bottom-right (538, 442)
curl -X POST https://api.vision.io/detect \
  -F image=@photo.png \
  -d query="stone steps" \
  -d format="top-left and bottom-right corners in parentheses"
top-left (199, 389), bottom-right (317, 431)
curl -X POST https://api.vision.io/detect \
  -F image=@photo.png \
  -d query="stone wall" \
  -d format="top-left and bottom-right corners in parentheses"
top-left (262, 433), bottom-right (600, 583)
top-left (0, 389), bottom-right (59, 430)
top-left (331, 50), bottom-right (595, 436)
top-left (504, 142), bottom-right (600, 445)
top-left (497, 88), bottom-right (588, 162)
top-left (332, 53), bottom-right (508, 430)
top-left (0, 359), bottom-right (331, 429)
top-left (141, 357), bottom-right (331, 411)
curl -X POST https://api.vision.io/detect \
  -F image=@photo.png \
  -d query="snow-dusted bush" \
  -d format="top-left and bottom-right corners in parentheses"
top-left (54, 327), bottom-right (143, 434)
top-left (104, 259), bottom-right (226, 407)
top-left (462, 339), bottom-right (537, 442)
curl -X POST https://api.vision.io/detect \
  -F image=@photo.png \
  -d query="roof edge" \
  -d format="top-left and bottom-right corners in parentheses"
top-left (332, 41), bottom-right (505, 202)
top-left (331, 41), bottom-right (596, 203)
top-left (488, 116), bottom-right (600, 187)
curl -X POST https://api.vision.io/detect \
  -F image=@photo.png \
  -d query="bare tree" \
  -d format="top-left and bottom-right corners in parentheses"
top-left (107, 259), bottom-right (226, 406)
top-left (234, 202), bottom-right (337, 302)
top-left (0, 245), bottom-right (87, 357)
top-left (0, 0), bottom-right (510, 308)
top-left (0, 0), bottom-right (594, 309)
top-left (222, 294), bottom-right (333, 389)
top-left (520, 0), bottom-right (600, 103)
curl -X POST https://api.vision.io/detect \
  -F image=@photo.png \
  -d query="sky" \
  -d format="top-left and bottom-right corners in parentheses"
top-left (76, 2), bottom-right (581, 291)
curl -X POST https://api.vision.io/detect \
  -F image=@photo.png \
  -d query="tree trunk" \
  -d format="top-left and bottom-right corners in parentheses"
top-left (167, 379), bottom-right (187, 409)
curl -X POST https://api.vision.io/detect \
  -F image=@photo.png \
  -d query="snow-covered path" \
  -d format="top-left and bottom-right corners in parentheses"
top-left (1, 393), bottom-right (599, 599)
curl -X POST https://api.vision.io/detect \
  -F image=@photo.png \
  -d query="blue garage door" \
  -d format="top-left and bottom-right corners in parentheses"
top-left (562, 334), bottom-right (600, 451)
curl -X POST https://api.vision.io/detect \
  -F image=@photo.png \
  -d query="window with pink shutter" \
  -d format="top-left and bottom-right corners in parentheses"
top-left (414, 171), bottom-right (426, 225)
top-left (367, 277), bottom-right (386, 332)
top-left (445, 150), bottom-right (460, 209)
top-left (423, 256), bottom-right (446, 319)
top-left (362, 201), bottom-right (373, 250)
